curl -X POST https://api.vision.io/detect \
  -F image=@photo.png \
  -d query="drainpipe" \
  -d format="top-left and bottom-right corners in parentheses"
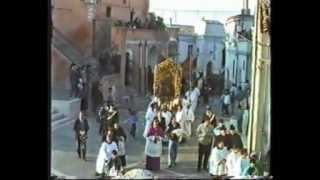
top-left (248, 0), bottom-right (259, 154)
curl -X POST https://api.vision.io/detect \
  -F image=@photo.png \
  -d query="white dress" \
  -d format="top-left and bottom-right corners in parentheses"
top-left (185, 108), bottom-right (195, 137)
top-left (190, 88), bottom-right (200, 112)
top-left (96, 141), bottom-right (118, 174)
top-left (226, 152), bottom-right (241, 176)
top-left (175, 109), bottom-right (187, 134)
top-left (143, 106), bottom-right (157, 138)
top-left (208, 147), bottom-right (229, 175)
top-left (161, 111), bottom-right (172, 127)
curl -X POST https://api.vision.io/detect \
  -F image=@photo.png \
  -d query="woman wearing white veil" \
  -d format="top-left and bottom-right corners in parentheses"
top-left (143, 97), bottom-right (158, 138)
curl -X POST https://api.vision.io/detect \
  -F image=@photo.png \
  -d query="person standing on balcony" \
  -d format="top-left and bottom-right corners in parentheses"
top-left (70, 64), bottom-right (80, 98)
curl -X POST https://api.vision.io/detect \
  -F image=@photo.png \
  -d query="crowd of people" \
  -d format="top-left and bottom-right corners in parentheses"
top-left (71, 70), bottom-right (256, 178)
top-left (69, 63), bottom-right (92, 113)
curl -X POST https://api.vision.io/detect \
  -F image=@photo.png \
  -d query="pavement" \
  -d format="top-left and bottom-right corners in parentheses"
top-left (51, 95), bottom-right (247, 179)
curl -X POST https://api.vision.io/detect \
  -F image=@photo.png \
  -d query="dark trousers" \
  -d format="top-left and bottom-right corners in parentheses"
top-left (222, 103), bottom-right (229, 115)
top-left (105, 157), bottom-right (121, 175)
top-left (129, 124), bottom-right (136, 138)
top-left (70, 83), bottom-right (78, 97)
top-left (168, 140), bottom-right (178, 165)
top-left (197, 143), bottom-right (211, 170)
top-left (118, 155), bottom-right (126, 167)
top-left (77, 138), bottom-right (87, 159)
top-left (203, 94), bottom-right (209, 105)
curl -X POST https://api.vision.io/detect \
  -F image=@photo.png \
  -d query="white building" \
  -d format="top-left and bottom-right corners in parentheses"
top-left (224, 0), bottom-right (254, 90)
top-left (169, 21), bottom-right (226, 77)
top-left (197, 20), bottom-right (226, 76)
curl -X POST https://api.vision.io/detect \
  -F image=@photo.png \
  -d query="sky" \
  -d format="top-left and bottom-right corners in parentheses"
top-left (149, 0), bottom-right (257, 35)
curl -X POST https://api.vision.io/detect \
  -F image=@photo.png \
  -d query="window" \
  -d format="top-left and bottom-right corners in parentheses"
top-left (106, 6), bottom-right (111, 18)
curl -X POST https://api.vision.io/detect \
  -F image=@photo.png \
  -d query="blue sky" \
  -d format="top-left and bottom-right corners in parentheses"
top-left (149, 0), bottom-right (257, 35)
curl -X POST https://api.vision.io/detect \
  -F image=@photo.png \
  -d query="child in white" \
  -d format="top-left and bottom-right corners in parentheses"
top-left (226, 147), bottom-right (241, 176)
top-left (96, 134), bottom-right (119, 175)
top-left (209, 141), bottom-right (229, 176)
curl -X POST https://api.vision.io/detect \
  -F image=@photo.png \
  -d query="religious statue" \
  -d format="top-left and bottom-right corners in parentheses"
top-left (153, 58), bottom-right (182, 111)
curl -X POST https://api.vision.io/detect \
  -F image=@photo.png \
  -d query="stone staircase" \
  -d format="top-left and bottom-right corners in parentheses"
top-left (51, 106), bottom-right (71, 128)
top-left (52, 28), bottom-right (85, 66)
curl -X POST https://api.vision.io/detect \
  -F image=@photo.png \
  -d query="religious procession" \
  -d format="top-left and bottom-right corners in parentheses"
top-left (51, 0), bottom-right (271, 179)
top-left (71, 57), bottom-right (261, 179)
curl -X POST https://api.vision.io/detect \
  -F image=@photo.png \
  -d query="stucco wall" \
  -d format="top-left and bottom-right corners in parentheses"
top-left (53, 0), bottom-right (92, 55)
top-left (51, 45), bottom-right (72, 90)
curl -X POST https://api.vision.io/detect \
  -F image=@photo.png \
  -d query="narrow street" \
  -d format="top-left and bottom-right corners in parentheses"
top-left (51, 95), bottom-right (246, 179)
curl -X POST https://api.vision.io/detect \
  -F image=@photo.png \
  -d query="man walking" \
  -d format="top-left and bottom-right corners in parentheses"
top-left (73, 112), bottom-right (90, 161)
top-left (196, 118), bottom-right (214, 172)
top-left (70, 64), bottom-right (80, 98)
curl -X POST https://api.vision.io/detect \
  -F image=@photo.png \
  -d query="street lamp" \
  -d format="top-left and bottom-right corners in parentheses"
top-left (83, 0), bottom-right (100, 57)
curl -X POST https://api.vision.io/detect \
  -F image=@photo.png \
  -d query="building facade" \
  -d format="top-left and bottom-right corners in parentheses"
top-left (51, 0), bottom-right (173, 111)
top-left (224, 4), bottom-right (254, 90)
top-left (170, 22), bottom-right (226, 77)
top-left (197, 20), bottom-right (226, 76)
top-left (247, 0), bottom-right (271, 175)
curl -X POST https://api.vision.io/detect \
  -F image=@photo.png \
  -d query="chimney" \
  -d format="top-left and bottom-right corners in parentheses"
top-left (241, 0), bottom-right (250, 15)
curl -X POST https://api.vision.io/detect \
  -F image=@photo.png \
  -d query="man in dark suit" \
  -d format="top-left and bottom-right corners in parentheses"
top-left (228, 125), bottom-right (243, 149)
top-left (73, 112), bottom-right (90, 161)
top-left (70, 64), bottom-right (80, 98)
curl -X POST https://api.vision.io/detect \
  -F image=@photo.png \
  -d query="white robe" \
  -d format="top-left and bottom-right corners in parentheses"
top-left (185, 108), bottom-right (195, 137)
top-left (175, 109), bottom-right (187, 135)
top-left (226, 152), bottom-right (241, 176)
top-left (209, 147), bottom-right (229, 175)
top-left (242, 110), bottom-right (249, 135)
top-left (96, 142), bottom-right (118, 174)
top-left (182, 98), bottom-right (190, 110)
top-left (143, 108), bottom-right (156, 138)
top-left (190, 88), bottom-right (200, 112)
top-left (235, 157), bottom-right (250, 177)
top-left (161, 111), bottom-right (172, 127)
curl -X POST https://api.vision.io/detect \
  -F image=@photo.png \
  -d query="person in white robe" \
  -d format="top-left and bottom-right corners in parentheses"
top-left (226, 147), bottom-right (241, 177)
top-left (181, 95), bottom-right (190, 111)
top-left (234, 148), bottom-right (250, 178)
top-left (208, 141), bottom-right (229, 176)
top-left (161, 105), bottom-right (172, 128)
top-left (242, 108), bottom-right (249, 137)
top-left (161, 106), bottom-right (172, 144)
top-left (175, 105), bottom-right (188, 143)
top-left (185, 105), bottom-right (195, 137)
top-left (190, 86), bottom-right (201, 112)
top-left (96, 132), bottom-right (119, 176)
top-left (143, 102), bottom-right (157, 138)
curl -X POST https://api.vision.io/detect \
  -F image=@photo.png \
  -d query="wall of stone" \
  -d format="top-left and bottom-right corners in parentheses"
top-left (51, 45), bottom-right (72, 90)
top-left (53, 0), bottom-right (92, 56)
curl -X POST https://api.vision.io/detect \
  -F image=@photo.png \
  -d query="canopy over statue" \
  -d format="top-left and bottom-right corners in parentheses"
top-left (153, 58), bottom-right (182, 111)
